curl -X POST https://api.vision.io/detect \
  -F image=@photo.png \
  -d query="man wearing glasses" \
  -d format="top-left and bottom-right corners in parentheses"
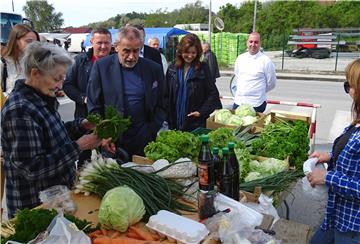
top-left (63, 28), bottom-right (112, 165)
top-left (233, 32), bottom-right (277, 113)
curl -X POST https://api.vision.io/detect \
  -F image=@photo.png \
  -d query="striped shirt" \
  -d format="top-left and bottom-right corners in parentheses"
top-left (321, 125), bottom-right (360, 232)
top-left (1, 80), bottom-right (82, 218)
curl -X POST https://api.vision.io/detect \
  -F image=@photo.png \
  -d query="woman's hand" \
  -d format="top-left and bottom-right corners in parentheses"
top-left (76, 133), bottom-right (102, 151)
top-left (80, 119), bottom-right (96, 131)
top-left (309, 151), bottom-right (331, 163)
top-left (307, 168), bottom-right (326, 187)
top-left (187, 111), bottom-right (200, 117)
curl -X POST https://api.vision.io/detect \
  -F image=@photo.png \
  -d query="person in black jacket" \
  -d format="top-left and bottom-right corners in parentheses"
top-left (130, 24), bottom-right (163, 70)
top-left (202, 41), bottom-right (220, 82)
top-left (63, 28), bottom-right (112, 165)
top-left (63, 28), bottom-right (112, 119)
top-left (166, 33), bottom-right (222, 132)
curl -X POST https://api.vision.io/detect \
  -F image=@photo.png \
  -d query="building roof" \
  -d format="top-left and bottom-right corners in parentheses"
top-left (62, 27), bottom-right (92, 34)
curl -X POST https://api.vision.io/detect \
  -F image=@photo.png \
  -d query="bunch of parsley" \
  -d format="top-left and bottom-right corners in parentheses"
top-left (251, 120), bottom-right (309, 169)
top-left (87, 105), bottom-right (131, 143)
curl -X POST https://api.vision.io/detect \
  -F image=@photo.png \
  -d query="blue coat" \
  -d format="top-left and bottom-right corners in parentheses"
top-left (87, 54), bottom-right (166, 154)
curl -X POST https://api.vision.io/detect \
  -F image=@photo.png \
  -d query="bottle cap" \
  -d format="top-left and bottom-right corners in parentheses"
top-left (222, 147), bottom-right (229, 154)
top-left (228, 142), bottom-right (235, 149)
top-left (201, 134), bottom-right (209, 142)
top-left (212, 147), bottom-right (219, 154)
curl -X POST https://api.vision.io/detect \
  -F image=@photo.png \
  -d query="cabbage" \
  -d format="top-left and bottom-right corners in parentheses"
top-left (214, 109), bottom-right (232, 123)
top-left (244, 172), bottom-right (262, 182)
top-left (227, 115), bottom-right (243, 126)
top-left (235, 104), bottom-right (256, 117)
top-left (241, 115), bottom-right (258, 126)
top-left (98, 186), bottom-right (145, 232)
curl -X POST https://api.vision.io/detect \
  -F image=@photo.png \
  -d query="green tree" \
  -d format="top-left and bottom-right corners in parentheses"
top-left (23, 0), bottom-right (64, 32)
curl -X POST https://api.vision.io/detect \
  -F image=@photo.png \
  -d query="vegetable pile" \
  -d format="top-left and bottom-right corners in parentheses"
top-left (251, 119), bottom-right (309, 168)
top-left (144, 130), bottom-right (200, 162)
top-left (213, 104), bottom-right (259, 127)
top-left (1, 208), bottom-right (94, 244)
top-left (87, 105), bottom-right (131, 142)
top-left (75, 152), bottom-right (195, 218)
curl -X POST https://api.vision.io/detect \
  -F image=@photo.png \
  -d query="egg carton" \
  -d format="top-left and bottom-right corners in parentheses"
top-left (146, 210), bottom-right (209, 244)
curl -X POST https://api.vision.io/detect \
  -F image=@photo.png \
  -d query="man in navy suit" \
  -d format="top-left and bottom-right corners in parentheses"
top-left (87, 26), bottom-right (166, 157)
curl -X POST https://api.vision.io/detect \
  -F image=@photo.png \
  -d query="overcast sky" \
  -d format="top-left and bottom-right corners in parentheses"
top-left (1, 0), bottom-right (245, 27)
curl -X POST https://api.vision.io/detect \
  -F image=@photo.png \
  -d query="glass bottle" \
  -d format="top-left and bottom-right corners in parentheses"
top-left (219, 147), bottom-right (234, 198)
top-left (198, 134), bottom-right (214, 191)
top-left (228, 142), bottom-right (240, 201)
top-left (212, 147), bottom-right (222, 191)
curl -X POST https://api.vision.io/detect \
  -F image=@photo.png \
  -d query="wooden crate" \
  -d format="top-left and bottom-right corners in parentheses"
top-left (132, 155), bottom-right (154, 165)
top-left (206, 111), bottom-right (264, 131)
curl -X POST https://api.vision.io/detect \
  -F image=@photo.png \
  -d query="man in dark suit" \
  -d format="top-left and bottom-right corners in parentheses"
top-left (87, 26), bottom-right (166, 157)
top-left (130, 24), bottom-right (163, 69)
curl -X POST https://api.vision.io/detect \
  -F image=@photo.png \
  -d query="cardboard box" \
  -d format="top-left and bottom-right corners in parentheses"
top-left (132, 155), bottom-right (154, 165)
top-left (206, 110), bottom-right (265, 131)
top-left (254, 109), bottom-right (311, 135)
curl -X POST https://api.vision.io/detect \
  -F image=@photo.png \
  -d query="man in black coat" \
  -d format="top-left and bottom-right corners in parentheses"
top-left (202, 42), bottom-right (220, 82)
top-left (130, 24), bottom-right (163, 70)
top-left (87, 26), bottom-right (165, 157)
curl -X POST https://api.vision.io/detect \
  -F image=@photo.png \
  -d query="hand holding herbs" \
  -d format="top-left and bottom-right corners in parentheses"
top-left (87, 106), bottom-right (131, 143)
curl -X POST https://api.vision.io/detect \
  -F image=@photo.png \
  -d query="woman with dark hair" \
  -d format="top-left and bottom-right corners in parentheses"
top-left (1, 24), bottom-right (40, 95)
top-left (308, 59), bottom-right (360, 244)
top-left (165, 33), bottom-right (221, 131)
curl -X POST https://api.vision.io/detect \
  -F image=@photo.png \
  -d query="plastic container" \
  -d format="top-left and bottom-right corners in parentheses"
top-left (146, 210), bottom-right (209, 244)
top-left (39, 185), bottom-right (77, 214)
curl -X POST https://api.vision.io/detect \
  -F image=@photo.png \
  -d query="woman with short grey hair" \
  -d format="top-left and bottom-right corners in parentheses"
top-left (1, 42), bottom-right (111, 218)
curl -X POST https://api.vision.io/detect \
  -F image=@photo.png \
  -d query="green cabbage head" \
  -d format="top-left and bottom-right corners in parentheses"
top-left (98, 186), bottom-right (145, 232)
top-left (214, 109), bottom-right (232, 123)
top-left (235, 104), bottom-right (256, 117)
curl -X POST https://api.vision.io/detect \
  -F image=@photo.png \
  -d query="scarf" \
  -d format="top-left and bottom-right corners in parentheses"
top-left (176, 65), bottom-right (193, 129)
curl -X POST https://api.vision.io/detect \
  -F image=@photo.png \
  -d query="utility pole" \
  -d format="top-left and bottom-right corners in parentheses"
top-left (252, 1), bottom-right (257, 32)
top-left (208, 0), bottom-right (212, 45)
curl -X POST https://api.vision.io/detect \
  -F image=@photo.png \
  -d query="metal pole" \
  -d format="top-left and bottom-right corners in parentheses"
top-left (12, 0), bottom-right (15, 12)
top-left (208, 0), bottom-right (212, 44)
top-left (282, 32), bottom-right (286, 70)
top-left (252, 1), bottom-right (257, 32)
top-left (220, 31), bottom-right (223, 64)
top-left (335, 34), bottom-right (340, 72)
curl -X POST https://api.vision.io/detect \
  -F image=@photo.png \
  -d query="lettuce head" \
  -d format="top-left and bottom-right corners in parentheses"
top-left (214, 109), bottom-right (233, 124)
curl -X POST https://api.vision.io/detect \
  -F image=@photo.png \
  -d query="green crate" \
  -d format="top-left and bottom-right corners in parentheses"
top-left (191, 127), bottom-right (212, 136)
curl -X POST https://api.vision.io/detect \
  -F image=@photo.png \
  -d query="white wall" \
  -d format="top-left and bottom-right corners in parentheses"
top-left (67, 33), bottom-right (88, 53)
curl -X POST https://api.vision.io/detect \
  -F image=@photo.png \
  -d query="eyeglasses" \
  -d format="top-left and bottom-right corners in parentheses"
top-left (344, 81), bottom-right (350, 94)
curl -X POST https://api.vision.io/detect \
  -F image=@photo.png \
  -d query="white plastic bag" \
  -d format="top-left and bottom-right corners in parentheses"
top-left (243, 194), bottom-right (280, 226)
top-left (301, 158), bottom-right (328, 200)
top-left (39, 211), bottom-right (90, 244)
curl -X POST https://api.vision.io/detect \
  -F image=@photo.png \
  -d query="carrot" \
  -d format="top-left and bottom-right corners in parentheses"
top-left (101, 228), bottom-right (108, 236)
top-left (88, 229), bottom-right (103, 239)
top-left (127, 226), bottom-right (160, 241)
top-left (94, 236), bottom-right (159, 244)
top-left (93, 236), bottom-right (112, 244)
top-left (109, 230), bottom-right (121, 238)
top-left (126, 231), bottom-right (141, 239)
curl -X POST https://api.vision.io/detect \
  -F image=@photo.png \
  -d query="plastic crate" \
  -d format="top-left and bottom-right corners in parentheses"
top-left (191, 127), bottom-right (212, 135)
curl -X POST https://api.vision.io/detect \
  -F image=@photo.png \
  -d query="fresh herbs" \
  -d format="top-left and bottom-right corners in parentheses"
top-left (87, 105), bottom-right (131, 142)
top-left (144, 130), bottom-right (200, 162)
top-left (208, 127), bottom-right (236, 149)
top-left (251, 120), bottom-right (309, 169)
top-left (1, 209), bottom-right (95, 244)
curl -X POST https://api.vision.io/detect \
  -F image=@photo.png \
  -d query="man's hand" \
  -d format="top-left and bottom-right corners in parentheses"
top-left (80, 119), bottom-right (96, 131)
top-left (76, 133), bottom-right (102, 151)
top-left (307, 168), bottom-right (326, 187)
top-left (187, 111), bottom-right (200, 117)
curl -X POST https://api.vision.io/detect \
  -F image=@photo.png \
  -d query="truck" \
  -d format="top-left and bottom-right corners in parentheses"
top-left (0, 12), bottom-right (32, 45)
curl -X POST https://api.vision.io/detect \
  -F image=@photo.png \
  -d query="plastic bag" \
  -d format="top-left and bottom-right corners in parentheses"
top-left (39, 185), bottom-right (77, 214)
top-left (243, 194), bottom-right (280, 226)
top-left (38, 211), bottom-right (90, 244)
top-left (301, 158), bottom-right (328, 200)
